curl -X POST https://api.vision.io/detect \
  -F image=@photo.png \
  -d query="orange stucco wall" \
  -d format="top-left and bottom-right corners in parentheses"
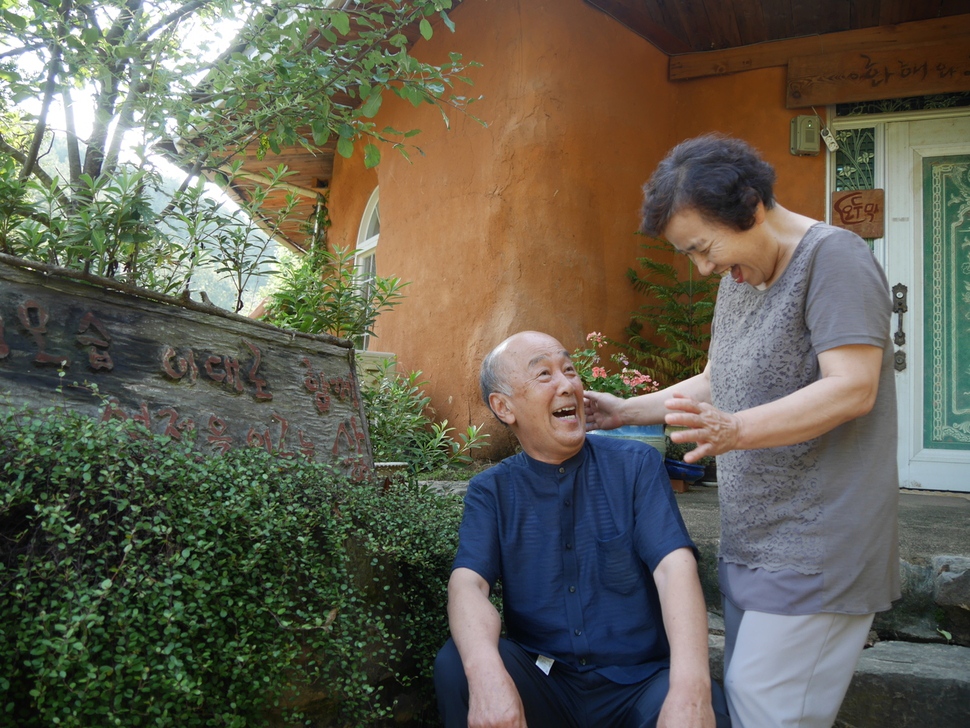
top-left (326, 0), bottom-right (827, 458)
top-left (667, 68), bottom-right (828, 221)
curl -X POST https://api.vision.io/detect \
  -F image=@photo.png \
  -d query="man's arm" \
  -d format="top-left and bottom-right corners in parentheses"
top-left (447, 567), bottom-right (527, 728)
top-left (652, 548), bottom-right (716, 728)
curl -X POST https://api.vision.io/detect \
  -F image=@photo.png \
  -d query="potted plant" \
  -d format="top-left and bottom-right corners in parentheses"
top-left (664, 436), bottom-right (716, 491)
top-left (571, 332), bottom-right (665, 454)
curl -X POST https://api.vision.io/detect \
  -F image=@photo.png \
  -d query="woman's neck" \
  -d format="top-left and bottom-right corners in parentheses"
top-left (760, 204), bottom-right (819, 287)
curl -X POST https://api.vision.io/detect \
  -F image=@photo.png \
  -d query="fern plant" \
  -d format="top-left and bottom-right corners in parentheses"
top-left (622, 239), bottom-right (719, 385)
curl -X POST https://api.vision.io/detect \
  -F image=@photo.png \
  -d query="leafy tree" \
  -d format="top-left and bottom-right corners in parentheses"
top-left (0, 0), bottom-right (478, 310)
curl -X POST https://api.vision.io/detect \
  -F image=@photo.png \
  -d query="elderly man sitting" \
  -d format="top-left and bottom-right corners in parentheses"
top-left (434, 331), bottom-right (730, 728)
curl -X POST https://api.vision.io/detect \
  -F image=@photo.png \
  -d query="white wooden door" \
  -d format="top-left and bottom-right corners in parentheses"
top-left (885, 115), bottom-right (970, 492)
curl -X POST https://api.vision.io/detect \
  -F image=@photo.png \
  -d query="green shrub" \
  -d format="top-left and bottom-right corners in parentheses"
top-left (362, 361), bottom-right (488, 478)
top-left (261, 245), bottom-right (408, 347)
top-left (0, 408), bottom-right (463, 726)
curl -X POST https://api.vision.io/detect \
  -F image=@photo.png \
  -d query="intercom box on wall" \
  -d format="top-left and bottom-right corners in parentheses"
top-left (790, 115), bottom-right (821, 155)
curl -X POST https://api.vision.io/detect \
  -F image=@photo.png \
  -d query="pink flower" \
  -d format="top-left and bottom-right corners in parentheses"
top-left (592, 367), bottom-right (607, 378)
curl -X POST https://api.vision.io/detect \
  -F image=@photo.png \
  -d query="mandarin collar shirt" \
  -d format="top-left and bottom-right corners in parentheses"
top-left (453, 435), bottom-right (696, 684)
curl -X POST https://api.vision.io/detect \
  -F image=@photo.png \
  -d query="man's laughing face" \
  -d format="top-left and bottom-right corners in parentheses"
top-left (490, 332), bottom-right (586, 464)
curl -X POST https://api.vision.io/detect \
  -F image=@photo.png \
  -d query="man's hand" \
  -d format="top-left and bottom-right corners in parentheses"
top-left (653, 549), bottom-right (717, 728)
top-left (657, 684), bottom-right (716, 728)
top-left (448, 568), bottom-right (528, 727)
top-left (466, 665), bottom-right (528, 728)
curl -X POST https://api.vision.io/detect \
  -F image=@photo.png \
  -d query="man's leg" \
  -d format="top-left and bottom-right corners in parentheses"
top-left (599, 668), bottom-right (731, 728)
top-left (722, 607), bottom-right (874, 728)
top-left (434, 637), bottom-right (580, 728)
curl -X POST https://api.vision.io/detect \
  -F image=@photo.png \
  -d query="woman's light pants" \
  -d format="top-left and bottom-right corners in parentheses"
top-left (723, 596), bottom-right (874, 728)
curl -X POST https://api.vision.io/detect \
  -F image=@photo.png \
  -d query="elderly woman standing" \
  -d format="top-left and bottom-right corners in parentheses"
top-left (585, 134), bottom-right (900, 728)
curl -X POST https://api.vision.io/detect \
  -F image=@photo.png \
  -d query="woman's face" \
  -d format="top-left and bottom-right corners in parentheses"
top-left (662, 205), bottom-right (776, 288)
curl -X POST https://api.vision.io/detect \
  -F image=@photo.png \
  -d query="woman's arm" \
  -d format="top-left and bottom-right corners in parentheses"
top-left (666, 344), bottom-right (883, 462)
top-left (585, 366), bottom-right (712, 431)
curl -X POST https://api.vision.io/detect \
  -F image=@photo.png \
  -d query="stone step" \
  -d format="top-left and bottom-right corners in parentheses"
top-left (693, 538), bottom-right (970, 646)
top-left (708, 635), bottom-right (970, 728)
top-left (836, 641), bottom-right (970, 727)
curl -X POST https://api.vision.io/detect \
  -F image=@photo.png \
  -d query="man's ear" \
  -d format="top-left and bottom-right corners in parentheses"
top-left (488, 392), bottom-right (515, 425)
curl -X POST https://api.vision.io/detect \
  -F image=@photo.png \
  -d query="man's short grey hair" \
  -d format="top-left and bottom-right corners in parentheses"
top-left (480, 345), bottom-right (512, 409)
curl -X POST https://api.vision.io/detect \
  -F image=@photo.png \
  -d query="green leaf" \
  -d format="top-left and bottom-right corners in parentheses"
top-left (360, 91), bottom-right (383, 118)
top-left (311, 120), bottom-right (330, 145)
top-left (440, 10), bottom-right (456, 32)
top-left (81, 28), bottom-right (101, 46)
top-left (398, 85), bottom-right (425, 107)
top-left (337, 137), bottom-right (355, 159)
top-left (363, 144), bottom-right (381, 169)
top-left (1, 9), bottom-right (27, 29)
top-left (419, 18), bottom-right (433, 41)
top-left (331, 11), bottom-right (351, 35)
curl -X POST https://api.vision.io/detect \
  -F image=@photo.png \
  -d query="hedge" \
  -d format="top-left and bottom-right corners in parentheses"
top-left (0, 408), bottom-right (463, 726)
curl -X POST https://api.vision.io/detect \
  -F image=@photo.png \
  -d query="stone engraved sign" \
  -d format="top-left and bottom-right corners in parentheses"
top-left (0, 255), bottom-right (372, 478)
top-left (831, 189), bottom-right (885, 240)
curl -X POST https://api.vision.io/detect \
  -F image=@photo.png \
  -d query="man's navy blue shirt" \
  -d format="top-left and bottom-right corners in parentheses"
top-left (453, 435), bottom-right (696, 684)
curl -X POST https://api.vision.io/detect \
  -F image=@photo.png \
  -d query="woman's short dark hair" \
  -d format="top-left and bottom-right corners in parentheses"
top-left (640, 133), bottom-right (777, 237)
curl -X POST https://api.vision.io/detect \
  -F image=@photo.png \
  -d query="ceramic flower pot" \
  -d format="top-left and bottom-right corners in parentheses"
top-left (663, 457), bottom-right (705, 483)
top-left (588, 424), bottom-right (665, 454)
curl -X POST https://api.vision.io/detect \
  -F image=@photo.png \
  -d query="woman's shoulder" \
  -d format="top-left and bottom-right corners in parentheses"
top-left (803, 222), bottom-right (871, 254)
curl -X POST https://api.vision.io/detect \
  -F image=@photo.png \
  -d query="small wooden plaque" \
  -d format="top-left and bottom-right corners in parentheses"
top-left (831, 189), bottom-right (885, 239)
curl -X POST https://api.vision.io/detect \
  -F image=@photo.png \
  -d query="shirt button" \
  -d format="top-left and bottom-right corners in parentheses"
top-left (565, 543), bottom-right (572, 550)
top-left (574, 629), bottom-right (582, 636)
top-left (569, 586), bottom-right (576, 593)
top-left (580, 658), bottom-right (587, 666)
top-left (558, 467), bottom-right (565, 474)
top-left (564, 499), bottom-right (571, 506)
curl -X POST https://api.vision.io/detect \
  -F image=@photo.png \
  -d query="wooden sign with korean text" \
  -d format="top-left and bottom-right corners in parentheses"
top-left (0, 256), bottom-right (372, 478)
top-left (788, 43), bottom-right (970, 108)
top-left (831, 189), bottom-right (885, 240)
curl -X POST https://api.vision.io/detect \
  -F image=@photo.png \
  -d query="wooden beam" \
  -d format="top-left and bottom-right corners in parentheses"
top-left (231, 171), bottom-right (327, 199)
top-left (787, 40), bottom-right (970, 108)
top-left (668, 14), bottom-right (970, 80)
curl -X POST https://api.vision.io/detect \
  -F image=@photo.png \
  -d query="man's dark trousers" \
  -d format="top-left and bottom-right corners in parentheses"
top-left (434, 637), bottom-right (731, 727)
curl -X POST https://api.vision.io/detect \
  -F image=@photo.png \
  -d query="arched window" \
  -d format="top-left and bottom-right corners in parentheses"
top-left (355, 187), bottom-right (380, 349)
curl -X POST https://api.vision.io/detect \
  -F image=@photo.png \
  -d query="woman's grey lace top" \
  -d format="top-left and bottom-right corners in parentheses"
top-left (709, 222), bottom-right (899, 602)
